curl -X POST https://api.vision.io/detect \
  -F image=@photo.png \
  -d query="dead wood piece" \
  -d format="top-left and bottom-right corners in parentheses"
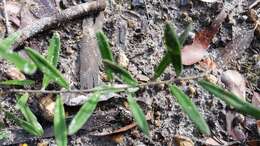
top-left (12, 0), bottom-right (106, 50)
top-left (79, 12), bottom-right (103, 89)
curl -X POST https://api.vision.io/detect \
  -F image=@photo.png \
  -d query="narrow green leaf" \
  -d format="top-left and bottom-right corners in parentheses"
top-left (153, 53), bottom-right (171, 79)
top-left (164, 22), bottom-right (182, 76)
top-left (25, 47), bottom-right (69, 89)
top-left (127, 93), bottom-right (149, 136)
top-left (54, 95), bottom-right (67, 146)
top-left (42, 32), bottom-right (61, 89)
top-left (198, 80), bottom-right (260, 119)
top-left (96, 31), bottom-right (114, 62)
top-left (0, 80), bottom-right (35, 86)
top-left (96, 31), bottom-right (114, 80)
top-left (179, 23), bottom-right (192, 47)
top-left (16, 94), bottom-right (44, 136)
top-left (169, 84), bottom-right (210, 135)
top-left (0, 131), bottom-right (8, 140)
top-left (0, 32), bottom-right (36, 74)
top-left (5, 111), bottom-right (43, 136)
top-left (68, 92), bottom-right (100, 135)
top-left (103, 59), bottom-right (138, 85)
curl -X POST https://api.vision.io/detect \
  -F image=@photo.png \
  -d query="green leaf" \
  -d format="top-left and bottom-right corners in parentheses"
top-left (5, 111), bottom-right (43, 136)
top-left (16, 93), bottom-right (44, 136)
top-left (96, 31), bottom-right (114, 80)
top-left (103, 59), bottom-right (138, 85)
top-left (198, 80), bottom-right (260, 119)
top-left (164, 22), bottom-right (182, 76)
top-left (42, 32), bottom-right (61, 89)
top-left (0, 131), bottom-right (8, 140)
top-left (179, 23), bottom-right (192, 47)
top-left (25, 47), bottom-right (69, 89)
top-left (68, 92), bottom-right (100, 135)
top-left (169, 84), bottom-right (210, 135)
top-left (0, 80), bottom-right (35, 86)
top-left (127, 93), bottom-right (149, 136)
top-left (153, 53), bottom-right (171, 79)
top-left (0, 32), bottom-right (36, 74)
top-left (54, 95), bottom-right (67, 146)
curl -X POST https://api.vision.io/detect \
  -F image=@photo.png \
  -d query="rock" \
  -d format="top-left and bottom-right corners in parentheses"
top-left (188, 86), bottom-right (196, 96)
top-left (5, 67), bottom-right (26, 80)
top-left (135, 74), bottom-right (149, 82)
top-left (127, 19), bottom-right (136, 29)
top-left (204, 74), bottom-right (218, 84)
top-left (116, 52), bottom-right (129, 68)
top-left (221, 70), bottom-right (246, 100)
top-left (174, 135), bottom-right (194, 146)
top-left (39, 94), bottom-right (55, 121)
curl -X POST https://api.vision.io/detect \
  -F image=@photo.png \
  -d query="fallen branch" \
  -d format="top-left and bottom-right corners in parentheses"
top-left (4, 73), bottom-right (206, 94)
top-left (12, 0), bottom-right (106, 49)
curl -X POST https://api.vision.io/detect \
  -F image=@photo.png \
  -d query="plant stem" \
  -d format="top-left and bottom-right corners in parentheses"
top-left (3, 0), bottom-right (11, 35)
top-left (4, 73), bottom-right (206, 94)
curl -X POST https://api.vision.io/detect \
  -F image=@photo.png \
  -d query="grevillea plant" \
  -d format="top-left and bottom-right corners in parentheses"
top-left (0, 22), bottom-right (259, 146)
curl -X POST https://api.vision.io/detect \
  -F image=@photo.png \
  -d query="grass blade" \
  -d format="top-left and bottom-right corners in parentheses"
top-left (164, 22), bottom-right (182, 76)
top-left (54, 95), bottom-right (67, 146)
top-left (0, 32), bottom-right (36, 74)
top-left (25, 47), bottom-right (69, 89)
top-left (68, 92), bottom-right (100, 135)
top-left (0, 80), bottom-right (35, 86)
top-left (179, 23), bottom-right (192, 47)
top-left (16, 94), bottom-right (44, 136)
top-left (198, 80), bottom-right (260, 119)
top-left (42, 32), bottom-right (61, 89)
top-left (96, 31), bottom-right (114, 80)
top-left (127, 93), bottom-right (149, 136)
top-left (5, 111), bottom-right (43, 136)
top-left (153, 53), bottom-right (171, 80)
top-left (169, 84), bottom-right (210, 135)
top-left (103, 59), bottom-right (138, 85)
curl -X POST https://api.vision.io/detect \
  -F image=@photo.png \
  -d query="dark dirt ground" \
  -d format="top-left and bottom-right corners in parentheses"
top-left (0, 0), bottom-right (260, 145)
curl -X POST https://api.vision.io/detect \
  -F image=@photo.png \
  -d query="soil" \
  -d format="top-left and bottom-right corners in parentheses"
top-left (0, 0), bottom-right (259, 145)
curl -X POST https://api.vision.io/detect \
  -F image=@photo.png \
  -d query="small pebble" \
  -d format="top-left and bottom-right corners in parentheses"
top-left (155, 120), bottom-right (161, 127)
top-left (39, 94), bottom-right (55, 121)
top-left (116, 51), bottom-right (129, 68)
top-left (127, 19), bottom-right (136, 29)
top-left (6, 67), bottom-right (26, 80)
top-left (136, 74), bottom-right (149, 82)
top-left (66, 47), bottom-right (74, 55)
top-left (204, 74), bottom-right (218, 84)
top-left (188, 86), bottom-right (196, 96)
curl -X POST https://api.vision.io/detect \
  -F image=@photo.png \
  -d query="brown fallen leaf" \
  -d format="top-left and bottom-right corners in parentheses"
top-left (174, 135), bottom-right (194, 146)
top-left (221, 70), bottom-right (246, 100)
top-left (181, 8), bottom-right (228, 65)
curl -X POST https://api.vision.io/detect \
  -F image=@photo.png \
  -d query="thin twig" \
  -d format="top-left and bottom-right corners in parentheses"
top-left (2, 0), bottom-right (11, 35)
top-left (4, 73), bottom-right (206, 94)
top-left (11, 0), bottom-right (106, 50)
top-left (249, 0), bottom-right (260, 9)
